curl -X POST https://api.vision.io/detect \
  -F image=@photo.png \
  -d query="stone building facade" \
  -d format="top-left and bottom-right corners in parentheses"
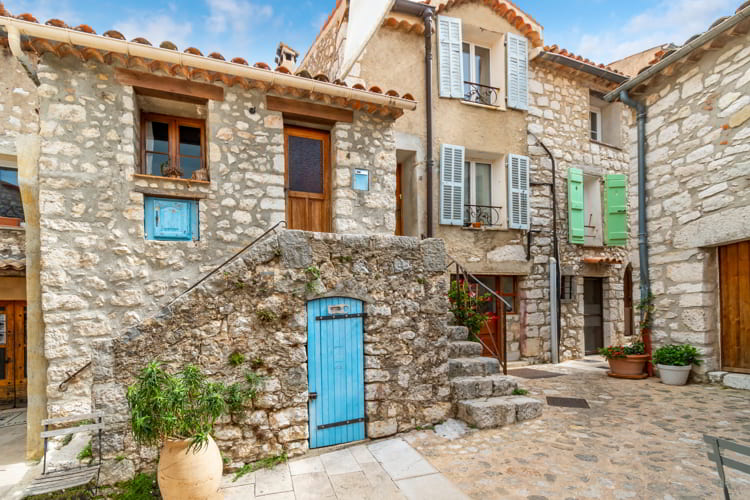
top-left (94, 230), bottom-right (451, 478)
top-left (608, 9), bottom-right (750, 377)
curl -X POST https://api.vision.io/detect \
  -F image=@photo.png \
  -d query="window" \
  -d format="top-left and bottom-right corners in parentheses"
top-left (462, 43), bottom-right (493, 105)
top-left (141, 113), bottom-right (206, 180)
top-left (0, 164), bottom-right (23, 224)
top-left (463, 160), bottom-right (493, 225)
top-left (497, 275), bottom-right (518, 314)
top-left (561, 276), bottom-right (576, 302)
top-left (589, 91), bottom-right (621, 147)
top-left (568, 168), bottom-right (627, 246)
top-left (144, 196), bottom-right (199, 241)
top-left (590, 107), bottom-right (602, 141)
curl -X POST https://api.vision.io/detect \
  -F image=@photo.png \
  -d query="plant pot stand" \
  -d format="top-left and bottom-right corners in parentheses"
top-left (607, 372), bottom-right (648, 379)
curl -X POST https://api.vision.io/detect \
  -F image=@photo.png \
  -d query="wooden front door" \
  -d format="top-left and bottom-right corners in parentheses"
top-left (584, 278), bottom-right (604, 355)
top-left (284, 127), bottom-right (331, 232)
top-left (719, 241), bottom-right (750, 373)
top-left (395, 163), bottom-right (403, 236)
top-left (0, 301), bottom-right (27, 408)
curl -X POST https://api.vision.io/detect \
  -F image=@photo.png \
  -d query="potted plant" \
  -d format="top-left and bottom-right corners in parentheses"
top-left (127, 362), bottom-right (261, 500)
top-left (599, 341), bottom-right (649, 377)
top-left (653, 344), bottom-right (701, 385)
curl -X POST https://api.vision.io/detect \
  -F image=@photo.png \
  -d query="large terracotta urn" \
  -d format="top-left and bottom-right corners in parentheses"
top-left (158, 435), bottom-right (223, 500)
top-left (608, 354), bottom-right (649, 376)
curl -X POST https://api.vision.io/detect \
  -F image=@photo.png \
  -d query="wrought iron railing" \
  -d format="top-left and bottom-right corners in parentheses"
top-left (464, 204), bottom-right (503, 227)
top-left (463, 82), bottom-right (500, 107)
top-left (446, 256), bottom-right (510, 374)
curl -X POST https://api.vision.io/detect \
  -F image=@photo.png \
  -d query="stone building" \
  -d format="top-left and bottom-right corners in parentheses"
top-left (604, 2), bottom-right (750, 381)
top-left (302, 0), bottom-right (634, 363)
top-left (0, 3), bottom-right (542, 480)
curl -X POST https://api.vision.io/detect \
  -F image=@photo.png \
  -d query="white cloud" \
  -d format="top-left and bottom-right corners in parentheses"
top-left (205, 0), bottom-right (273, 34)
top-left (114, 16), bottom-right (193, 49)
top-left (569, 0), bottom-right (735, 64)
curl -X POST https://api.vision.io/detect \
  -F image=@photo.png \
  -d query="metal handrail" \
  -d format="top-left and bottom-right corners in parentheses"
top-left (447, 255), bottom-right (509, 374)
top-left (464, 204), bottom-right (503, 227)
top-left (168, 220), bottom-right (287, 306)
top-left (463, 81), bottom-right (500, 106)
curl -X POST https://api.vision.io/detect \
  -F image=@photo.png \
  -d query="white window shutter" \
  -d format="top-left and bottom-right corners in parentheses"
top-left (507, 33), bottom-right (528, 110)
top-left (507, 154), bottom-right (530, 229)
top-left (440, 144), bottom-right (465, 225)
top-left (438, 16), bottom-right (464, 98)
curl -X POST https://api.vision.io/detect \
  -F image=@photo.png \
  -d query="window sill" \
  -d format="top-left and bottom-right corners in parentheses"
top-left (590, 139), bottom-right (622, 151)
top-left (460, 225), bottom-right (507, 232)
top-left (0, 224), bottom-right (25, 231)
top-left (133, 174), bottom-right (210, 185)
top-left (459, 99), bottom-right (504, 111)
top-left (133, 174), bottom-right (210, 199)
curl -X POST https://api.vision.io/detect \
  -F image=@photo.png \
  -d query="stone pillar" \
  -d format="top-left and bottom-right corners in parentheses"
top-left (17, 134), bottom-right (46, 460)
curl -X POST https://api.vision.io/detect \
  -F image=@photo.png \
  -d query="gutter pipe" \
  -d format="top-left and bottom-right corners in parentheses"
top-left (604, 4), bottom-right (750, 101)
top-left (5, 23), bottom-right (39, 85)
top-left (619, 89), bottom-right (653, 377)
top-left (0, 17), bottom-right (417, 112)
top-left (392, 0), bottom-right (436, 237)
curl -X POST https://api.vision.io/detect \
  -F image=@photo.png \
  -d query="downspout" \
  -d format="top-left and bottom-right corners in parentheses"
top-left (619, 90), bottom-right (653, 376)
top-left (424, 10), bottom-right (435, 237)
top-left (5, 24), bottom-right (40, 85)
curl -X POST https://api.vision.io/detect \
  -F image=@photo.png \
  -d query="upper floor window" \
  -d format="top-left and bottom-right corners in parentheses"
top-left (141, 113), bottom-right (206, 180)
top-left (0, 162), bottom-right (23, 226)
top-left (589, 91), bottom-right (621, 148)
top-left (590, 107), bottom-right (602, 141)
top-left (568, 168), bottom-right (627, 247)
top-left (463, 160), bottom-right (495, 226)
top-left (462, 43), bottom-right (494, 106)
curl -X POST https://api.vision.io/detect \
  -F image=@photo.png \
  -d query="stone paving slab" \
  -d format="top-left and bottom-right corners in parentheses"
top-left (395, 473), bottom-right (470, 500)
top-left (368, 438), bottom-right (437, 480)
top-left (292, 472), bottom-right (336, 500)
top-left (255, 464), bottom-right (294, 497)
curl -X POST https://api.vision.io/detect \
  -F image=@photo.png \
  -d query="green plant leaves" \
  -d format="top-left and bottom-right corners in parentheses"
top-left (653, 344), bottom-right (701, 366)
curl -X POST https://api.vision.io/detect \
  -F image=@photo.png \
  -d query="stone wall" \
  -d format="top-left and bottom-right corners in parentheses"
top-left (93, 230), bottom-right (451, 479)
top-left (0, 226), bottom-right (25, 265)
top-left (627, 34), bottom-right (750, 375)
top-left (526, 62), bottom-right (631, 361)
top-left (25, 53), bottom-right (399, 416)
top-left (298, 2), bottom-right (346, 80)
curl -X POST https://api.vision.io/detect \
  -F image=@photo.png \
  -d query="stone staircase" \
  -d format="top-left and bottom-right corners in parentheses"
top-left (446, 325), bottom-right (543, 429)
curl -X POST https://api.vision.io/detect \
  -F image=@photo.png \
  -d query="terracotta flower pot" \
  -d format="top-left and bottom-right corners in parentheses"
top-left (608, 354), bottom-right (649, 376)
top-left (158, 435), bottom-right (223, 500)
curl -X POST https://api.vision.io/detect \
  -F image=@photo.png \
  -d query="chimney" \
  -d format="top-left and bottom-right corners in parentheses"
top-left (275, 42), bottom-right (300, 72)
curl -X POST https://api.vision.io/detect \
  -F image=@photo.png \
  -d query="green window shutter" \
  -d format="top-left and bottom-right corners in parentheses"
top-left (568, 167), bottom-right (584, 244)
top-left (605, 174), bottom-right (627, 246)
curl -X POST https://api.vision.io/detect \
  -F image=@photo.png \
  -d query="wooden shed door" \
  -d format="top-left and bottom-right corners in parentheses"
top-left (584, 278), bottom-right (604, 355)
top-left (284, 127), bottom-right (331, 232)
top-left (719, 241), bottom-right (750, 373)
top-left (0, 301), bottom-right (27, 408)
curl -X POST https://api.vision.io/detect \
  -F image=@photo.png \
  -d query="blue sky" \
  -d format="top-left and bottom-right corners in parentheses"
top-left (4, 0), bottom-right (739, 65)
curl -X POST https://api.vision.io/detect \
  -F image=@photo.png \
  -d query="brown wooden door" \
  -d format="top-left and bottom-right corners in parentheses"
top-left (395, 163), bottom-right (403, 236)
top-left (624, 264), bottom-right (634, 337)
top-left (284, 127), bottom-right (331, 232)
top-left (719, 241), bottom-right (750, 373)
top-left (0, 301), bottom-right (26, 408)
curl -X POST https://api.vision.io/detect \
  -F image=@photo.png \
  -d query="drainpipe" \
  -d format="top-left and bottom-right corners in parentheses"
top-left (619, 90), bottom-right (653, 376)
top-left (5, 24), bottom-right (40, 85)
top-left (424, 10), bottom-right (435, 237)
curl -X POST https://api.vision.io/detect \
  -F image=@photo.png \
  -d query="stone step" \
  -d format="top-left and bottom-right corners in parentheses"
top-left (448, 341), bottom-right (483, 358)
top-left (450, 374), bottom-right (519, 400)
top-left (446, 325), bottom-right (469, 341)
top-left (448, 357), bottom-right (500, 378)
top-left (456, 396), bottom-right (543, 430)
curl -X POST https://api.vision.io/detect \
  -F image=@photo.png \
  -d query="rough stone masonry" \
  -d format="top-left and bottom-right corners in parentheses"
top-left (92, 230), bottom-right (452, 480)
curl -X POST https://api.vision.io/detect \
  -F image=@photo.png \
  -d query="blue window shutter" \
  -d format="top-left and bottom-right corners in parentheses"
top-left (440, 144), bottom-right (465, 225)
top-left (506, 33), bottom-right (528, 110)
top-left (568, 168), bottom-right (585, 244)
top-left (144, 197), bottom-right (199, 241)
top-left (507, 154), bottom-right (530, 229)
top-left (438, 16), bottom-right (464, 98)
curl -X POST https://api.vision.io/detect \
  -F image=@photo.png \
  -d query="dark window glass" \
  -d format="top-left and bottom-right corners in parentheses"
top-left (0, 168), bottom-right (24, 221)
top-left (146, 153), bottom-right (171, 176)
top-left (146, 121), bottom-right (169, 153)
top-left (179, 125), bottom-right (201, 157)
top-left (180, 156), bottom-right (202, 180)
top-left (288, 136), bottom-right (323, 193)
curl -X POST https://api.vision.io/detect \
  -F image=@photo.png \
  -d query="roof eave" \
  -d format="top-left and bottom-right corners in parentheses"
top-left (536, 51), bottom-right (629, 84)
top-left (605, 3), bottom-right (750, 102)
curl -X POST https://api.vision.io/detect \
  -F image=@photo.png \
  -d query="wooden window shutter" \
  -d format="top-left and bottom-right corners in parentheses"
top-left (438, 16), bottom-right (464, 98)
top-left (507, 154), bottom-right (530, 230)
top-left (604, 174), bottom-right (627, 246)
top-left (568, 167), bottom-right (585, 244)
top-left (440, 144), bottom-right (465, 225)
top-left (506, 33), bottom-right (528, 110)
top-left (145, 197), bottom-right (199, 241)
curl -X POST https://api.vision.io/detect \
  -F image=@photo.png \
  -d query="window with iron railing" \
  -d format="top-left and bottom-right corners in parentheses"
top-left (463, 160), bottom-right (503, 227)
top-left (462, 42), bottom-right (500, 107)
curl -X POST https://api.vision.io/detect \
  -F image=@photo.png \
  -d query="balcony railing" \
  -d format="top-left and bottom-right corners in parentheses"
top-left (463, 82), bottom-right (500, 107)
top-left (464, 204), bottom-right (503, 228)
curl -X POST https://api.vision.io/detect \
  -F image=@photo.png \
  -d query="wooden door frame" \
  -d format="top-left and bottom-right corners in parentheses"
top-left (0, 300), bottom-right (26, 407)
top-left (283, 126), bottom-right (331, 232)
top-left (719, 241), bottom-right (750, 373)
top-left (624, 264), bottom-right (633, 337)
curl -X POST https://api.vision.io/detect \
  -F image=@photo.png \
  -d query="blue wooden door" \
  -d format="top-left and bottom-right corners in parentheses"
top-left (307, 297), bottom-right (365, 448)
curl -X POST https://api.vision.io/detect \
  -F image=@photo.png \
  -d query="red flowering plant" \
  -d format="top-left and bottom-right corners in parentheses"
top-left (448, 280), bottom-right (491, 342)
top-left (598, 341), bottom-right (646, 360)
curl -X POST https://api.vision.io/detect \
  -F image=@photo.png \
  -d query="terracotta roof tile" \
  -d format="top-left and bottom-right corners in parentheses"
top-left (433, 0), bottom-right (543, 47)
top-left (543, 45), bottom-right (626, 76)
top-left (0, 1), bottom-right (416, 113)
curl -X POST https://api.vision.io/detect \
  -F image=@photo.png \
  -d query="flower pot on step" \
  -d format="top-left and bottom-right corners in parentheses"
top-left (608, 354), bottom-right (649, 376)
top-left (158, 435), bottom-right (223, 500)
top-left (657, 364), bottom-right (692, 386)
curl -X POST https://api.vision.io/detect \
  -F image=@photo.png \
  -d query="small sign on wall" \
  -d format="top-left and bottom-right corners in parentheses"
top-left (353, 169), bottom-right (369, 191)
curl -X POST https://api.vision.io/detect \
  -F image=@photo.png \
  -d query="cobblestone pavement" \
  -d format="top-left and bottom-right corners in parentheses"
top-left (403, 358), bottom-right (750, 500)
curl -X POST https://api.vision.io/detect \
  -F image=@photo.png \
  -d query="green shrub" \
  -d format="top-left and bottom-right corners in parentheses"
top-left (448, 280), bottom-right (491, 341)
top-left (653, 344), bottom-right (702, 366)
top-left (76, 441), bottom-right (93, 463)
top-left (512, 388), bottom-right (529, 396)
top-left (126, 362), bottom-right (262, 452)
top-left (234, 453), bottom-right (288, 482)
top-left (598, 341), bottom-right (645, 359)
top-left (228, 352), bottom-right (246, 367)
